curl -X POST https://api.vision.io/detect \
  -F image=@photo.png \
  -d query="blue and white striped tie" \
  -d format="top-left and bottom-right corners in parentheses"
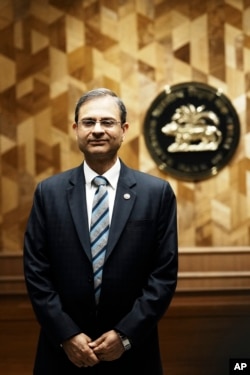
top-left (90, 176), bottom-right (109, 304)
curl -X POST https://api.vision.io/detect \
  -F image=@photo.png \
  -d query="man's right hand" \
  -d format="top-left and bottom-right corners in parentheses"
top-left (62, 333), bottom-right (100, 368)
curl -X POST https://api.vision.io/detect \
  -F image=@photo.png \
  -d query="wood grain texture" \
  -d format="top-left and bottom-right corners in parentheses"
top-left (0, 293), bottom-right (249, 375)
top-left (0, 0), bottom-right (249, 253)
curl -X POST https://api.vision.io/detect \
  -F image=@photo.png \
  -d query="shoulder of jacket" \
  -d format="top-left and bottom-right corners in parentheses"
top-left (38, 165), bottom-right (82, 186)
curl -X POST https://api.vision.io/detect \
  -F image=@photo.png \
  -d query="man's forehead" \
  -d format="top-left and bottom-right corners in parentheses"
top-left (79, 96), bottom-right (119, 113)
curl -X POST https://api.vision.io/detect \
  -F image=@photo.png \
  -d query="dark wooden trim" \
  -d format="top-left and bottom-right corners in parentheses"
top-left (1, 248), bottom-right (250, 294)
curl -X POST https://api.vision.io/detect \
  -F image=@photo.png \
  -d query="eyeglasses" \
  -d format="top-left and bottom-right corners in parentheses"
top-left (78, 119), bottom-right (122, 128)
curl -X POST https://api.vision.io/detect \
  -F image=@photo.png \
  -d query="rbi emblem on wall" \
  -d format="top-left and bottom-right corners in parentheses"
top-left (143, 82), bottom-right (240, 181)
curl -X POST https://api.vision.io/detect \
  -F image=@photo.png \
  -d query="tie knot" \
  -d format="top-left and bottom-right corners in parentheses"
top-left (92, 176), bottom-right (108, 187)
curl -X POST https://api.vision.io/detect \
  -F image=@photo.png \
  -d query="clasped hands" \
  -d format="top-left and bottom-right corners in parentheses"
top-left (62, 330), bottom-right (125, 368)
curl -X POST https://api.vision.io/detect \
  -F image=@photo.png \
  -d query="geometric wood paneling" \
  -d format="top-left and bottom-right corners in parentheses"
top-left (0, 0), bottom-right (250, 253)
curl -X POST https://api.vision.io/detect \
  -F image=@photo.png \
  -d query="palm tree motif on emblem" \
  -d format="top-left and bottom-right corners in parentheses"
top-left (161, 104), bottom-right (222, 152)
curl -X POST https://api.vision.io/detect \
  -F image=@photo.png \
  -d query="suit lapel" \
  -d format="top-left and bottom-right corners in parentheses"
top-left (105, 164), bottom-right (136, 261)
top-left (66, 165), bottom-right (92, 262)
top-left (66, 162), bottom-right (137, 263)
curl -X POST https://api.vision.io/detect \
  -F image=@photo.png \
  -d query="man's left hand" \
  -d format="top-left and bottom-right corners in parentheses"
top-left (88, 330), bottom-right (125, 361)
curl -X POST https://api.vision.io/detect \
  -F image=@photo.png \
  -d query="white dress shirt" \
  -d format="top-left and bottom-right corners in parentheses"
top-left (84, 159), bottom-right (121, 228)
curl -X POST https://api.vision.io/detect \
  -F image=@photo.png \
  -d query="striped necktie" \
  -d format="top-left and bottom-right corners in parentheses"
top-left (90, 176), bottom-right (109, 304)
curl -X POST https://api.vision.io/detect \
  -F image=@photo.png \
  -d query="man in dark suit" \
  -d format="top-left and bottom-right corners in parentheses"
top-left (23, 88), bottom-right (178, 374)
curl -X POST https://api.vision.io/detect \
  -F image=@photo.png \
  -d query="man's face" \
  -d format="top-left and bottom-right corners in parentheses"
top-left (73, 96), bottom-right (129, 160)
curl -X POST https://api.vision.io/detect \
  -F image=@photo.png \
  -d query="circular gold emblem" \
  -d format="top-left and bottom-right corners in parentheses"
top-left (143, 82), bottom-right (240, 181)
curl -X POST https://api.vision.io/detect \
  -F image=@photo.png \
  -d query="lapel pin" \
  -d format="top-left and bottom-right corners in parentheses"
top-left (123, 193), bottom-right (131, 200)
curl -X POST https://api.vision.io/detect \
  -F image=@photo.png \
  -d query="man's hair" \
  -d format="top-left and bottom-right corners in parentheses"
top-left (74, 88), bottom-right (127, 125)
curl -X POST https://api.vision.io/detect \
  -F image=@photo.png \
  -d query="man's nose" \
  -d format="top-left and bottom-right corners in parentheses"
top-left (92, 121), bottom-right (105, 132)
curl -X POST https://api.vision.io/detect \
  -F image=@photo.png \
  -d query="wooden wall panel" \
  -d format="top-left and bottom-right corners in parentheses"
top-left (0, 0), bottom-right (250, 253)
top-left (0, 293), bottom-right (249, 375)
top-left (1, 249), bottom-right (249, 294)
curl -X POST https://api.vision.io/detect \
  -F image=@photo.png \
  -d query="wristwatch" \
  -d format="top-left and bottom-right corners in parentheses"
top-left (117, 332), bottom-right (132, 351)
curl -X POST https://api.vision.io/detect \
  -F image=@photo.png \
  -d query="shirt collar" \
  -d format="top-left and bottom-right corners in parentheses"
top-left (84, 158), bottom-right (121, 190)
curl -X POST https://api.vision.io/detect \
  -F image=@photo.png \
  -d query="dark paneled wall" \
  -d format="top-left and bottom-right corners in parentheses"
top-left (1, 293), bottom-right (249, 375)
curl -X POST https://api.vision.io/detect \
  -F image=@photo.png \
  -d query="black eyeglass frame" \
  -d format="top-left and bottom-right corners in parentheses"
top-left (77, 118), bottom-right (123, 128)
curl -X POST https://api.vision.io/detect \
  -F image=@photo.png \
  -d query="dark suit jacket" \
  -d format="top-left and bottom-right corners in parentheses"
top-left (23, 161), bottom-right (178, 375)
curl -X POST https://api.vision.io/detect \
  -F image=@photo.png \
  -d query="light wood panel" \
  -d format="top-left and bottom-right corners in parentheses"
top-left (0, 0), bottom-right (250, 252)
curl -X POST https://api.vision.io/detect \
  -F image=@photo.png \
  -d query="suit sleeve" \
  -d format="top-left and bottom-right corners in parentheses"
top-left (114, 181), bottom-right (178, 347)
top-left (23, 183), bottom-right (82, 347)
